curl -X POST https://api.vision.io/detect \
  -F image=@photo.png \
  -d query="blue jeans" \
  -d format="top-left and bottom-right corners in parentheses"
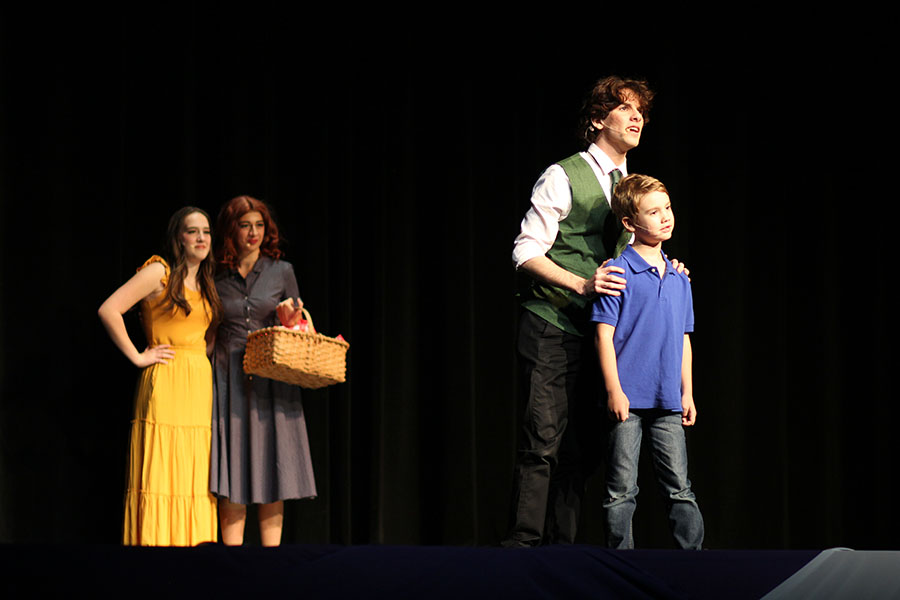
top-left (604, 409), bottom-right (704, 549)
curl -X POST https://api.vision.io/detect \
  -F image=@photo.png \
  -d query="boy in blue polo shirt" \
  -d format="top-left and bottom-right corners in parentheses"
top-left (591, 173), bottom-right (703, 549)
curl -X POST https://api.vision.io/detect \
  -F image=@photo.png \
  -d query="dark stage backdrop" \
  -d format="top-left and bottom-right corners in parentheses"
top-left (0, 8), bottom-right (895, 549)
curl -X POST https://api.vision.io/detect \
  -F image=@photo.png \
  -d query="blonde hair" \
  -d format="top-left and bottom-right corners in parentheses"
top-left (611, 173), bottom-right (668, 223)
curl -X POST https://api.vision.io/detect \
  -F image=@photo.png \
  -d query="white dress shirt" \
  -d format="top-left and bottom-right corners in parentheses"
top-left (512, 144), bottom-right (627, 268)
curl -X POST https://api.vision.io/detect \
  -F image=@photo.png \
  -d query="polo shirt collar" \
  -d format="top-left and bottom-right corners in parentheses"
top-left (622, 245), bottom-right (668, 274)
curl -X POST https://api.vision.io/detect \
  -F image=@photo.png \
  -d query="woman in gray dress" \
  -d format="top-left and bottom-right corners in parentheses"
top-left (210, 195), bottom-right (317, 546)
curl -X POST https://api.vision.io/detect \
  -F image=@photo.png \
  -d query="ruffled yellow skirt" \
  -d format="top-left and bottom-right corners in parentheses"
top-left (123, 347), bottom-right (217, 546)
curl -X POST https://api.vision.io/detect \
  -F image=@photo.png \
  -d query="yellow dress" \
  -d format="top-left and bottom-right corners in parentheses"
top-left (122, 256), bottom-right (217, 545)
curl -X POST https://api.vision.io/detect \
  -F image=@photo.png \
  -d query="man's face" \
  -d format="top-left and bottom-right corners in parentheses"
top-left (593, 90), bottom-right (644, 153)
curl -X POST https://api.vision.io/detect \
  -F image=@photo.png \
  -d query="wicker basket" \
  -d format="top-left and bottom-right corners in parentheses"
top-left (243, 309), bottom-right (349, 389)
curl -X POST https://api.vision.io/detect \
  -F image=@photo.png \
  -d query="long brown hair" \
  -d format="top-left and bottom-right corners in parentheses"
top-left (214, 195), bottom-right (284, 272)
top-left (160, 206), bottom-right (223, 326)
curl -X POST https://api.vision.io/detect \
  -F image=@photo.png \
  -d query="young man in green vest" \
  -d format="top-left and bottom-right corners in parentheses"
top-left (504, 76), bottom-right (656, 547)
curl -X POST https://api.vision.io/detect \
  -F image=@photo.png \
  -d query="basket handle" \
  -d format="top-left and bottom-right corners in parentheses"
top-left (300, 307), bottom-right (317, 334)
top-left (301, 307), bottom-right (313, 328)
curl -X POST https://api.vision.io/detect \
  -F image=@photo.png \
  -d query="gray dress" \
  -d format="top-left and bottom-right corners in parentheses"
top-left (209, 256), bottom-right (317, 504)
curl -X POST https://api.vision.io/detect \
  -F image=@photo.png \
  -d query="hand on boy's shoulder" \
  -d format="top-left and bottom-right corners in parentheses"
top-left (586, 259), bottom-right (627, 297)
top-left (670, 257), bottom-right (690, 281)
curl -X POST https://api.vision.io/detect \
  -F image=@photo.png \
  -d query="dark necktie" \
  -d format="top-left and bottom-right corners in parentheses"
top-left (610, 169), bottom-right (630, 257)
top-left (610, 168), bottom-right (622, 191)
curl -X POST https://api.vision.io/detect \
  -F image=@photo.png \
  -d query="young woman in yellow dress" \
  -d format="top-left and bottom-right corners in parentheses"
top-left (98, 207), bottom-right (223, 546)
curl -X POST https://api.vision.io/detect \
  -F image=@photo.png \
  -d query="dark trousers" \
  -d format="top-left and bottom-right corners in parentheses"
top-left (503, 310), bottom-right (602, 547)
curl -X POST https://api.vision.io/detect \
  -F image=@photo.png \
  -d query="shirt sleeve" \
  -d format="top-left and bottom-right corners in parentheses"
top-left (591, 293), bottom-right (621, 327)
top-left (511, 164), bottom-right (572, 269)
top-left (137, 255), bottom-right (169, 286)
top-left (683, 277), bottom-right (694, 334)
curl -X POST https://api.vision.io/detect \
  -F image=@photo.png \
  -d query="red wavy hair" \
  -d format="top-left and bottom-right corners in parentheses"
top-left (214, 195), bottom-right (283, 272)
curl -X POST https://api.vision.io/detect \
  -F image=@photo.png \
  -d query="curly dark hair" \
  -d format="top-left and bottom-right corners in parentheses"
top-left (214, 195), bottom-right (284, 272)
top-left (577, 76), bottom-right (655, 148)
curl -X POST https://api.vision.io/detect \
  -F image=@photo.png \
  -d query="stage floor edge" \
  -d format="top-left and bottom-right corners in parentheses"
top-left (0, 542), bottom-right (858, 599)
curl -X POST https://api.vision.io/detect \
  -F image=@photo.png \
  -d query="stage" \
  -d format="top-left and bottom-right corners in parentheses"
top-left (5, 543), bottom-right (898, 598)
top-left (1, 10), bottom-right (899, 600)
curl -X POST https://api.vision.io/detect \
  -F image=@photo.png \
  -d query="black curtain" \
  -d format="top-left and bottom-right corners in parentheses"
top-left (1, 7), bottom-right (896, 549)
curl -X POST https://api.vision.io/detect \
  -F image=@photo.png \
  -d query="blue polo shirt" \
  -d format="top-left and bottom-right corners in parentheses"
top-left (590, 245), bottom-right (694, 411)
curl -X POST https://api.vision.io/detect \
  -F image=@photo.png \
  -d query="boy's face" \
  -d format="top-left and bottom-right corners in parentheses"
top-left (625, 190), bottom-right (674, 243)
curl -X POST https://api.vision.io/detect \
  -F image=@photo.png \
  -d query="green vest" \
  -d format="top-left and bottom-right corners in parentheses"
top-left (521, 154), bottom-right (631, 336)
